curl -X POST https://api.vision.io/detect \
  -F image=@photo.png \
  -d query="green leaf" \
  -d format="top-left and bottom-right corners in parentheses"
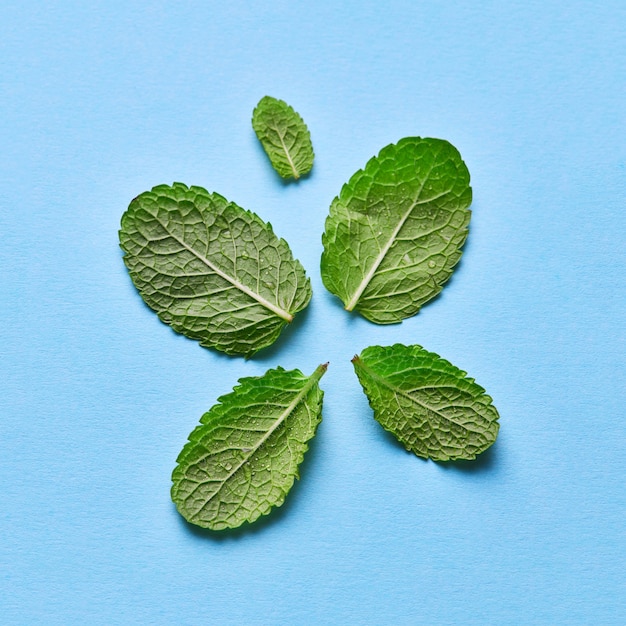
top-left (252, 96), bottom-right (314, 180)
top-left (352, 344), bottom-right (499, 461)
top-left (321, 137), bottom-right (472, 324)
top-left (119, 183), bottom-right (312, 357)
top-left (171, 363), bottom-right (327, 530)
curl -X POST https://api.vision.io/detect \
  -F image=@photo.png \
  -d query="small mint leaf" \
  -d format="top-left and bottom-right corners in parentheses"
top-left (252, 96), bottom-right (314, 180)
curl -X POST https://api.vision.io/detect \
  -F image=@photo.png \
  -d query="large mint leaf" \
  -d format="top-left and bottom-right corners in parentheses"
top-left (171, 364), bottom-right (327, 530)
top-left (252, 96), bottom-right (314, 180)
top-left (119, 183), bottom-right (311, 357)
top-left (321, 137), bottom-right (471, 324)
top-left (353, 344), bottom-right (499, 461)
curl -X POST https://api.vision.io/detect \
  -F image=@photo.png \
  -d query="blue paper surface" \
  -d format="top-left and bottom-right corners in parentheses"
top-left (1, 1), bottom-right (625, 624)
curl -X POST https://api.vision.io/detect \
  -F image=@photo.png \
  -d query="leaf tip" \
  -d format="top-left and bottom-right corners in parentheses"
top-left (313, 362), bottom-right (329, 380)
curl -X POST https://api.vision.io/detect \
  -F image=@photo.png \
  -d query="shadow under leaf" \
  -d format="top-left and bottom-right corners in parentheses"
top-left (435, 439), bottom-right (500, 474)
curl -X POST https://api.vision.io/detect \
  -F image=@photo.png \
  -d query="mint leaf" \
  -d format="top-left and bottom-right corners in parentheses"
top-left (352, 344), bottom-right (499, 461)
top-left (252, 96), bottom-right (314, 180)
top-left (321, 137), bottom-right (471, 324)
top-left (119, 183), bottom-right (312, 357)
top-left (171, 364), bottom-right (327, 530)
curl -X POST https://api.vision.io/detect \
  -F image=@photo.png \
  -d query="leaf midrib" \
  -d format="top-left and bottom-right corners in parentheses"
top-left (277, 129), bottom-right (299, 179)
top-left (344, 180), bottom-right (452, 311)
top-left (165, 228), bottom-right (293, 322)
top-left (354, 358), bottom-right (481, 435)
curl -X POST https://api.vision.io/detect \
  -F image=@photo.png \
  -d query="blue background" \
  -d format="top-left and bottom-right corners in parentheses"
top-left (1, 1), bottom-right (625, 624)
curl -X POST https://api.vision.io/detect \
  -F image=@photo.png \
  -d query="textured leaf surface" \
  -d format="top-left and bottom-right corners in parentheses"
top-left (353, 344), bottom-right (499, 461)
top-left (252, 96), bottom-right (314, 180)
top-left (171, 364), bottom-right (327, 530)
top-left (321, 137), bottom-right (472, 324)
top-left (119, 183), bottom-right (311, 357)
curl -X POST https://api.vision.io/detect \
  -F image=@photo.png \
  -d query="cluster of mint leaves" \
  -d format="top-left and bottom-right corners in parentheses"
top-left (119, 96), bottom-right (500, 531)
